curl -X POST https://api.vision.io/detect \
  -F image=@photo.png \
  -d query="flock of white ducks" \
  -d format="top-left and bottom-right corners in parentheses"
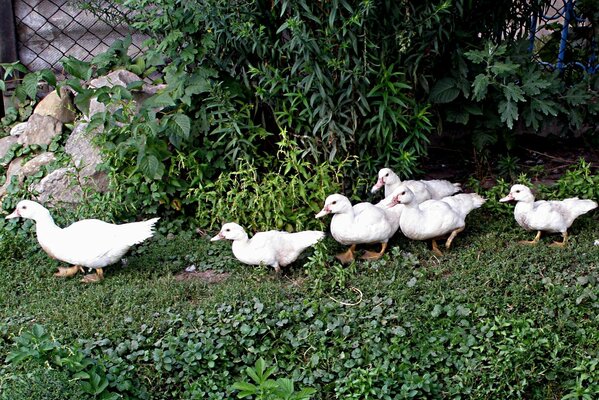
top-left (4, 168), bottom-right (597, 279)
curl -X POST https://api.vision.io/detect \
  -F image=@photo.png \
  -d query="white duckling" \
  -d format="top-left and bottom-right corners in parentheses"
top-left (499, 184), bottom-right (597, 246)
top-left (211, 222), bottom-right (324, 273)
top-left (371, 167), bottom-right (461, 204)
top-left (5, 200), bottom-right (159, 282)
top-left (315, 194), bottom-right (399, 263)
top-left (387, 185), bottom-right (484, 256)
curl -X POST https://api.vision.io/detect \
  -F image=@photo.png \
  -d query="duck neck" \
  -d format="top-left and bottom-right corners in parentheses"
top-left (231, 233), bottom-right (252, 262)
top-left (32, 212), bottom-right (62, 251)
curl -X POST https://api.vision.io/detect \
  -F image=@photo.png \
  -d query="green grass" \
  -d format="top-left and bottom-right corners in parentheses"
top-left (0, 207), bottom-right (598, 399)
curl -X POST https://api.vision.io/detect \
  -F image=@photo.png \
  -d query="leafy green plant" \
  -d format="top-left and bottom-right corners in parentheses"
top-left (195, 129), bottom-right (347, 231)
top-left (430, 40), bottom-right (599, 154)
top-left (231, 358), bottom-right (316, 400)
top-left (4, 325), bottom-right (125, 399)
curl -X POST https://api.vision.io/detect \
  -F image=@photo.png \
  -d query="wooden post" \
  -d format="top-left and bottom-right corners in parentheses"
top-left (0, 0), bottom-right (19, 117)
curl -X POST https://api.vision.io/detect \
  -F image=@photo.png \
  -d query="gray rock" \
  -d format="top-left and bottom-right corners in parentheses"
top-left (21, 152), bottom-right (56, 176)
top-left (18, 114), bottom-right (63, 146)
top-left (32, 167), bottom-right (83, 204)
top-left (0, 157), bottom-right (24, 198)
top-left (64, 122), bottom-right (103, 177)
top-left (89, 69), bottom-right (143, 89)
top-left (0, 136), bottom-right (19, 164)
top-left (0, 153), bottom-right (56, 199)
top-left (86, 69), bottom-right (167, 119)
top-left (33, 87), bottom-right (77, 123)
top-left (9, 122), bottom-right (28, 137)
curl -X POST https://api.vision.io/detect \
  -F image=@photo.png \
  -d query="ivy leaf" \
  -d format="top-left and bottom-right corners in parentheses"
top-left (471, 74), bottom-right (490, 102)
top-left (429, 77), bottom-right (460, 103)
top-left (503, 83), bottom-right (525, 103)
top-left (498, 99), bottom-right (518, 129)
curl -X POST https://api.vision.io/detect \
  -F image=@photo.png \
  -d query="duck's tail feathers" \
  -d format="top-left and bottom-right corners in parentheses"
top-left (442, 193), bottom-right (486, 218)
top-left (289, 230), bottom-right (325, 249)
top-left (122, 217), bottom-right (160, 246)
top-left (564, 198), bottom-right (598, 217)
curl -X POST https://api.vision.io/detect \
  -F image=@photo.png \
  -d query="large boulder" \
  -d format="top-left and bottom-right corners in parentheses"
top-left (33, 87), bottom-right (77, 123)
top-left (17, 114), bottom-right (63, 146)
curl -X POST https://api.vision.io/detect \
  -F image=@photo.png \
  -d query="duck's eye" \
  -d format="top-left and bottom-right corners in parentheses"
top-left (21, 205), bottom-right (27, 210)
top-left (401, 191), bottom-right (406, 195)
top-left (332, 201), bottom-right (337, 205)
top-left (385, 173), bottom-right (389, 177)
top-left (515, 190), bottom-right (520, 193)
top-left (225, 228), bottom-right (230, 232)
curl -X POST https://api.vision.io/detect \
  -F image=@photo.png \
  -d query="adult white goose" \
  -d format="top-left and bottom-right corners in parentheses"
top-left (499, 184), bottom-right (597, 246)
top-left (5, 200), bottom-right (159, 282)
top-left (387, 185), bottom-right (484, 256)
top-left (315, 194), bottom-right (399, 263)
top-left (211, 222), bottom-right (324, 273)
top-left (371, 167), bottom-right (461, 204)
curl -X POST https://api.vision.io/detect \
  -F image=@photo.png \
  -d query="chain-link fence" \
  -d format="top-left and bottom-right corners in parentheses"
top-left (530, 0), bottom-right (598, 73)
top-left (13, 0), bottom-right (146, 73)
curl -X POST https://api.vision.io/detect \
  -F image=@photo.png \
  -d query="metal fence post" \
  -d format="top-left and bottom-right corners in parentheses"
top-left (0, 0), bottom-right (19, 117)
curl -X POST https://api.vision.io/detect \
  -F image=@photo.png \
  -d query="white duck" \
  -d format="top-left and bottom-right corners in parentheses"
top-left (5, 200), bottom-right (159, 282)
top-left (371, 167), bottom-right (461, 204)
top-left (499, 184), bottom-right (597, 246)
top-left (211, 222), bottom-right (324, 273)
top-left (387, 185), bottom-right (484, 256)
top-left (315, 194), bottom-right (399, 263)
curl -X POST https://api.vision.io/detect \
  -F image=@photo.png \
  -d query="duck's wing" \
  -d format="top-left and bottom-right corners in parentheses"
top-left (57, 218), bottom-right (159, 267)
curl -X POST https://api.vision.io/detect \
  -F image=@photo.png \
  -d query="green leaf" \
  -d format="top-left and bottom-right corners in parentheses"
top-left (22, 73), bottom-right (40, 100)
top-left (531, 98), bottom-right (558, 116)
top-left (489, 61), bottom-right (518, 76)
top-left (139, 154), bottom-right (165, 180)
top-left (73, 89), bottom-right (96, 115)
top-left (498, 99), bottom-right (518, 129)
top-left (61, 57), bottom-right (92, 81)
top-left (0, 80), bottom-right (5, 91)
top-left (463, 104), bottom-right (483, 115)
top-left (471, 74), bottom-right (490, 102)
top-left (143, 92), bottom-right (175, 109)
top-left (429, 77), bottom-right (460, 103)
top-left (503, 83), bottom-right (525, 103)
top-left (169, 113), bottom-right (191, 139)
top-left (37, 69), bottom-right (57, 87)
